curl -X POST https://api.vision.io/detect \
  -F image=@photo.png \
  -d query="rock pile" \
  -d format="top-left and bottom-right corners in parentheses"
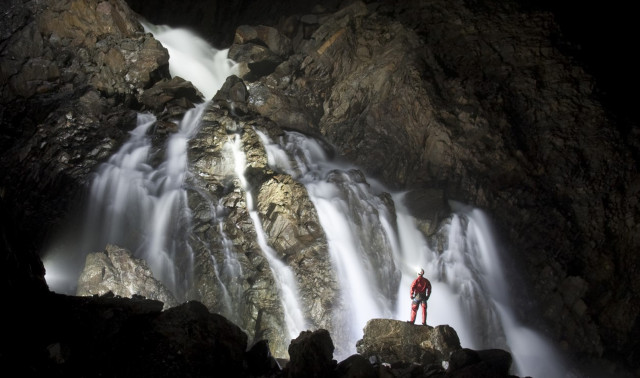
top-left (4, 292), bottom-right (516, 378)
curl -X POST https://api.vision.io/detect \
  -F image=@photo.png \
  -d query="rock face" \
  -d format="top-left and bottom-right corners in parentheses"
top-left (76, 244), bottom-right (179, 308)
top-left (184, 83), bottom-right (340, 358)
top-left (1, 0), bottom-right (639, 376)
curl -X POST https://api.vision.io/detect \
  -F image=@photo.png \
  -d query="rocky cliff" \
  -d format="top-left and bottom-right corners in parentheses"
top-left (1, 0), bottom-right (638, 376)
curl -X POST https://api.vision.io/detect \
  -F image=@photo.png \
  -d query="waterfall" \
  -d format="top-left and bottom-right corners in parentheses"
top-left (456, 205), bottom-right (567, 377)
top-left (395, 196), bottom-right (567, 377)
top-left (43, 22), bottom-right (237, 300)
top-left (259, 130), bottom-right (567, 377)
top-left (141, 21), bottom-right (235, 100)
top-left (81, 104), bottom-right (206, 300)
top-left (227, 134), bottom-right (308, 340)
top-left (258, 130), bottom-right (401, 359)
top-left (41, 20), bottom-right (570, 377)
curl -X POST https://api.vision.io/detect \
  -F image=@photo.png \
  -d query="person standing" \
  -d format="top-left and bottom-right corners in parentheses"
top-left (407, 268), bottom-right (432, 325)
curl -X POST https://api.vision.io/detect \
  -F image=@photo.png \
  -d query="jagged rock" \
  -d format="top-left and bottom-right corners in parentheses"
top-left (212, 74), bottom-right (250, 115)
top-left (76, 244), bottom-right (179, 308)
top-left (234, 25), bottom-right (293, 58)
top-left (140, 76), bottom-right (202, 115)
top-left (186, 100), bottom-right (294, 358)
top-left (256, 173), bottom-right (338, 329)
top-left (356, 319), bottom-right (461, 366)
top-left (185, 78), bottom-right (341, 359)
top-left (230, 25), bottom-right (293, 82)
top-left (285, 329), bottom-right (336, 378)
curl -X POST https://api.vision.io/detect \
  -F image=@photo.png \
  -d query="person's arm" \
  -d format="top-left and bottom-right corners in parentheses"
top-left (426, 280), bottom-right (432, 300)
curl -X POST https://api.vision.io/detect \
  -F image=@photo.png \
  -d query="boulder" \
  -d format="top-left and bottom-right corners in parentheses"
top-left (285, 329), bottom-right (337, 378)
top-left (76, 244), bottom-right (179, 309)
top-left (356, 319), bottom-right (461, 365)
top-left (139, 76), bottom-right (203, 115)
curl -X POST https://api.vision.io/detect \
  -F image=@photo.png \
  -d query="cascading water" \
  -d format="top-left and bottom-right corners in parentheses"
top-left (396, 199), bottom-right (568, 377)
top-left (257, 130), bottom-right (401, 358)
top-left (456, 205), bottom-right (567, 377)
top-left (49, 103), bottom-right (207, 301)
top-left (44, 22), bottom-right (237, 300)
top-left (41, 19), bottom-right (571, 377)
top-left (226, 133), bottom-right (308, 340)
top-left (141, 21), bottom-right (235, 99)
top-left (258, 130), bottom-right (568, 377)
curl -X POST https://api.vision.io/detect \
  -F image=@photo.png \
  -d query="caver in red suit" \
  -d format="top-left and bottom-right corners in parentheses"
top-left (408, 268), bottom-right (432, 325)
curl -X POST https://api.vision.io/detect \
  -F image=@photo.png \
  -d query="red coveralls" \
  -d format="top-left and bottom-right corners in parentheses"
top-left (409, 275), bottom-right (432, 325)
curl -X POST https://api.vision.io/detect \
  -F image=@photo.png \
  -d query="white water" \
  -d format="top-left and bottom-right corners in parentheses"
top-left (141, 21), bottom-right (236, 100)
top-left (227, 134), bottom-right (308, 340)
top-left (257, 130), bottom-right (400, 358)
top-left (42, 21), bottom-right (571, 377)
top-left (259, 130), bottom-right (569, 376)
top-left (44, 23), bottom-right (236, 299)
top-left (79, 104), bottom-right (205, 300)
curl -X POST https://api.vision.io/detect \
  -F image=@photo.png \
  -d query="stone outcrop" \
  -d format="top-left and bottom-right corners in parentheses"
top-left (356, 319), bottom-right (461, 367)
top-left (76, 244), bottom-right (179, 308)
top-left (355, 319), bottom-right (516, 377)
top-left (285, 329), bottom-right (337, 378)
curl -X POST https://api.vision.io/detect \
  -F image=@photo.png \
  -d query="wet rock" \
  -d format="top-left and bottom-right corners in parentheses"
top-left (0, 0), bottom-right (171, 266)
top-left (256, 173), bottom-right (338, 331)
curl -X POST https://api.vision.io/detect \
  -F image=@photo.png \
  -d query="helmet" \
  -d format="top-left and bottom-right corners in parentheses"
top-left (417, 268), bottom-right (424, 276)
